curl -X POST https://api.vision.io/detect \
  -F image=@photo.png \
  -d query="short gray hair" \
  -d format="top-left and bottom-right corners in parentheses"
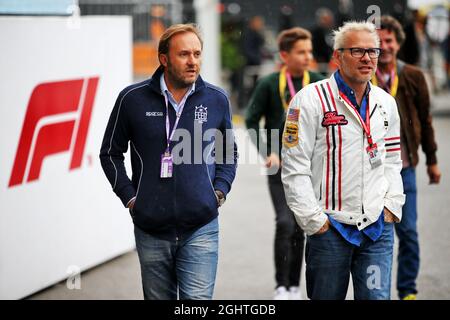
top-left (333, 21), bottom-right (380, 50)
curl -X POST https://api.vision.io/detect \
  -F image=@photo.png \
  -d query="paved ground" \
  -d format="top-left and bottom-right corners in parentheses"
top-left (29, 92), bottom-right (450, 300)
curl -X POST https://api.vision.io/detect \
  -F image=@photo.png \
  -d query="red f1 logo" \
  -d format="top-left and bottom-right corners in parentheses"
top-left (8, 77), bottom-right (99, 188)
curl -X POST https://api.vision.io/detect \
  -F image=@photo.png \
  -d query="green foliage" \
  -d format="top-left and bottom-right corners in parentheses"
top-left (221, 32), bottom-right (245, 71)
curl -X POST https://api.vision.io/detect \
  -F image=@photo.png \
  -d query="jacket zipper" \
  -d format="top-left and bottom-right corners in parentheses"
top-left (161, 92), bottom-right (179, 242)
top-left (174, 164), bottom-right (179, 242)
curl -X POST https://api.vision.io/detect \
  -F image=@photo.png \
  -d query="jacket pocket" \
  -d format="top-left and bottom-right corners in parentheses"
top-left (174, 164), bottom-right (219, 226)
top-left (310, 224), bottom-right (333, 238)
top-left (206, 166), bottom-right (219, 209)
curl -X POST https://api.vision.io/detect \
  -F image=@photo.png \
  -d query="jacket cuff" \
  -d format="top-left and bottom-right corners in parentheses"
top-left (303, 213), bottom-right (328, 236)
top-left (426, 152), bottom-right (437, 166)
top-left (384, 198), bottom-right (404, 222)
top-left (126, 197), bottom-right (136, 208)
top-left (117, 184), bottom-right (137, 208)
top-left (214, 178), bottom-right (231, 197)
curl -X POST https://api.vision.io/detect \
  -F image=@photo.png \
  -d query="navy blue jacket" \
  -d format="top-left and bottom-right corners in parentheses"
top-left (100, 67), bottom-right (238, 240)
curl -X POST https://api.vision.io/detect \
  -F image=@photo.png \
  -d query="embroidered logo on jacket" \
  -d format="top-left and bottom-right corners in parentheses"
top-left (146, 111), bottom-right (163, 117)
top-left (287, 108), bottom-right (300, 122)
top-left (194, 105), bottom-right (208, 123)
top-left (321, 111), bottom-right (348, 127)
top-left (283, 122), bottom-right (299, 148)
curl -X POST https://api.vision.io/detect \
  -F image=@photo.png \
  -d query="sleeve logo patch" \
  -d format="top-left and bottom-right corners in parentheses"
top-left (321, 111), bottom-right (348, 127)
top-left (287, 108), bottom-right (300, 122)
top-left (283, 122), bottom-right (299, 147)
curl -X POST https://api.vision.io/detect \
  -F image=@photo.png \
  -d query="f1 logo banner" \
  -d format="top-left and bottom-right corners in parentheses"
top-left (8, 77), bottom-right (99, 187)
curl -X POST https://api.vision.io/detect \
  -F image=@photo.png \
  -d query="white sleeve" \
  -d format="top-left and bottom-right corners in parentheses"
top-left (383, 97), bottom-right (406, 220)
top-left (281, 90), bottom-right (328, 235)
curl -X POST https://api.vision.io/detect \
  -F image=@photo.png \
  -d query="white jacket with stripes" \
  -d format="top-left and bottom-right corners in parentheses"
top-left (281, 76), bottom-right (405, 236)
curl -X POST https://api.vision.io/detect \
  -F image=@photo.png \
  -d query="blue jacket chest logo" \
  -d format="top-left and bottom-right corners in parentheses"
top-left (194, 105), bottom-right (208, 124)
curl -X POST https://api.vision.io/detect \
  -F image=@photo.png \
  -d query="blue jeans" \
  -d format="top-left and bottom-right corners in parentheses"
top-left (395, 167), bottom-right (419, 298)
top-left (305, 222), bottom-right (394, 300)
top-left (134, 218), bottom-right (219, 300)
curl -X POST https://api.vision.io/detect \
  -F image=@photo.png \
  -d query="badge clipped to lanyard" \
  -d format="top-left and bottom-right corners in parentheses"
top-left (160, 94), bottom-right (185, 178)
top-left (160, 151), bottom-right (173, 178)
top-left (366, 139), bottom-right (381, 169)
top-left (362, 104), bottom-right (382, 169)
top-left (340, 92), bottom-right (381, 169)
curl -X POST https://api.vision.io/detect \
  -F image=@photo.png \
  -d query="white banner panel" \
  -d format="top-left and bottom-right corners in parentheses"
top-left (0, 16), bottom-right (135, 299)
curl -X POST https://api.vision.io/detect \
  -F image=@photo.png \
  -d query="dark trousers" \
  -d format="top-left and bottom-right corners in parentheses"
top-left (268, 170), bottom-right (305, 288)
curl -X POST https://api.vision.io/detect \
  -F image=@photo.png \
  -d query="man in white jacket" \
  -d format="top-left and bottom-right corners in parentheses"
top-left (281, 21), bottom-right (405, 300)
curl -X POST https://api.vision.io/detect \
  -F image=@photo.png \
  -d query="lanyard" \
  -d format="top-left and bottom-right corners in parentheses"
top-left (339, 91), bottom-right (374, 146)
top-left (286, 70), bottom-right (297, 100)
top-left (279, 66), bottom-right (310, 109)
top-left (372, 67), bottom-right (398, 97)
top-left (163, 92), bottom-right (188, 152)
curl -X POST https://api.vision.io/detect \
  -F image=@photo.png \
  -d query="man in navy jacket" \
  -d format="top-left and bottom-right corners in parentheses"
top-left (100, 23), bottom-right (237, 300)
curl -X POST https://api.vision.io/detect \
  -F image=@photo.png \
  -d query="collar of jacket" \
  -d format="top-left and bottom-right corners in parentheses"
top-left (147, 65), bottom-right (206, 95)
top-left (328, 72), bottom-right (381, 127)
top-left (334, 70), bottom-right (371, 108)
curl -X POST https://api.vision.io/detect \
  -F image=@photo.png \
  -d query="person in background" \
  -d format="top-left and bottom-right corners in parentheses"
top-left (312, 7), bottom-right (335, 75)
top-left (374, 15), bottom-right (441, 300)
top-left (245, 27), bottom-right (324, 300)
top-left (241, 15), bottom-right (267, 107)
top-left (242, 15), bottom-right (266, 70)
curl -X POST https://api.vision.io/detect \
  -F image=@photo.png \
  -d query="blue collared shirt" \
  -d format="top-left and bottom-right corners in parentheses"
top-left (160, 74), bottom-right (195, 113)
top-left (328, 71), bottom-right (384, 246)
top-left (334, 70), bottom-right (371, 118)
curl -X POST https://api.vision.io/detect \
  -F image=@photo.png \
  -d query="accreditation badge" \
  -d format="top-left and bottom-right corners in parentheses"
top-left (160, 151), bottom-right (173, 178)
top-left (283, 122), bottom-right (299, 148)
top-left (366, 143), bottom-right (382, 169)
